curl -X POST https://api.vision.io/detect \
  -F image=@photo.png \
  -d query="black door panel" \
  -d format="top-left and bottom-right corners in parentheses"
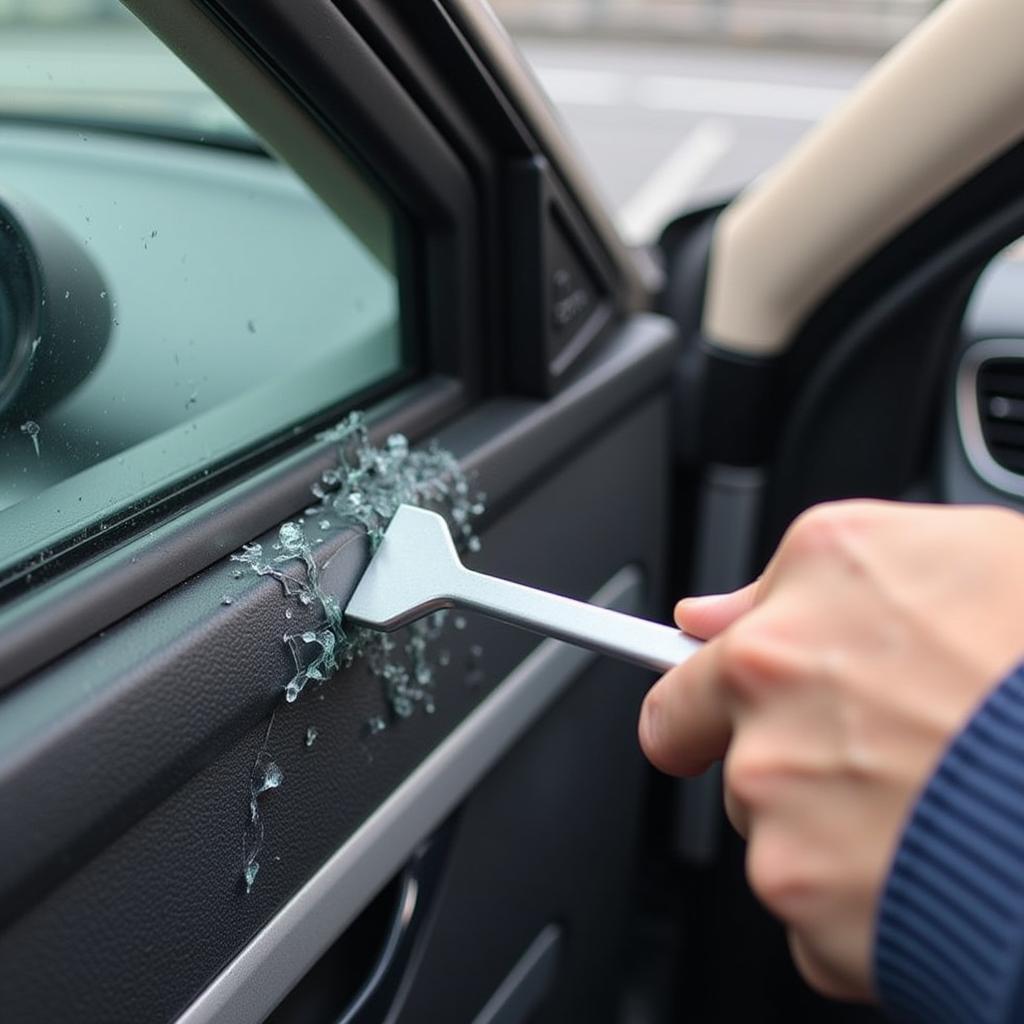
top-left (0, 317), bottom-right (675, 1023)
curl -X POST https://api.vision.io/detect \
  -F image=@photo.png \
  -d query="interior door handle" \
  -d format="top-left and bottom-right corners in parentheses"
top-left (345, 505), bottom-right (702, 674)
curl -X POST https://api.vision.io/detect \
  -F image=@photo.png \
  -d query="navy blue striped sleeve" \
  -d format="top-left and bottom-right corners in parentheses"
top-left (875, 664), bottom-right (1024, 1023)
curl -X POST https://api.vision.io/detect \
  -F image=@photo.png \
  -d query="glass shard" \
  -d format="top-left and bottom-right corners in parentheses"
top-left (230, 411), bottom-right (486, 890)
top-left (242, 717), bottom-right (282, 895)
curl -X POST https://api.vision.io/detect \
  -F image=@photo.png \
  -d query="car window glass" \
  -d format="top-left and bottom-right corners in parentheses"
top-left (0, 2), bottom-right (405, 585)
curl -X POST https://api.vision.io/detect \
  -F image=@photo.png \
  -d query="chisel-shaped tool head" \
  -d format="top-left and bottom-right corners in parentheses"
top-left (345, 504), bottom-right (463, 631)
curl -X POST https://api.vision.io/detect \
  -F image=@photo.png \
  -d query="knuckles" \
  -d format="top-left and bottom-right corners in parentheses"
top-left (782, 501), bottom-right (875, 561)
top-left (745, 832), bottom-right (813, 922)
top-left (716, 620), bottom-right (807, 697)
top-left (723, 732), bottom-right (777, 812)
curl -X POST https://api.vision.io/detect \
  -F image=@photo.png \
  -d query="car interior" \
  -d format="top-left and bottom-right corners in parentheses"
top-left (0, 0), bottom-right (1022, 1022)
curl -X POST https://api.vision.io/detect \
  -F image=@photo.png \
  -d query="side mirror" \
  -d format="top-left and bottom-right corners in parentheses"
top-left (0, 189), bottom-right (110, 419)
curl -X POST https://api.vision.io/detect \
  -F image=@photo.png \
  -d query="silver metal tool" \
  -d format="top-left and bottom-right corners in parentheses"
top-left (344, 504), bottom-right (702, 673)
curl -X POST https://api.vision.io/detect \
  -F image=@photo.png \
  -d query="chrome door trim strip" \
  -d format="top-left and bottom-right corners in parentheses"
top-left (175, 565), bottom-right (645, 1024)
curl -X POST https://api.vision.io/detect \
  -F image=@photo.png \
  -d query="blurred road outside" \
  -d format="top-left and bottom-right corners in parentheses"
top-left (498, 1), bottom-right (939, 243)
top-left (493, 0), bottom-right (938, 50)
top-left (518, 38), bottom-right (877, 243)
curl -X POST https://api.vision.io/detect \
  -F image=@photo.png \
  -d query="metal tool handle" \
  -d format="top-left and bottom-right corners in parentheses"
top-left (454, 566), bottom-right (701, 673)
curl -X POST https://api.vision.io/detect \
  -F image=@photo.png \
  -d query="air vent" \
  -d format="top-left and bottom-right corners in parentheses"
top-left (956, 339), bottom-right (1024, 496)
top-left (977, 358), bottom-right (1024, 473)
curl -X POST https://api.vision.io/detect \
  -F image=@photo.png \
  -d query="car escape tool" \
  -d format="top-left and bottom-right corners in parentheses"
top-left (345, 504), bottom-right (703, 673)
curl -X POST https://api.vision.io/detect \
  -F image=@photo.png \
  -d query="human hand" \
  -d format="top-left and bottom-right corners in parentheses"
top-left (639, 500), bottom-right (1024, 1001)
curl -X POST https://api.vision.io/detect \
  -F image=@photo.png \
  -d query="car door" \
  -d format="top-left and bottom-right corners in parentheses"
top-left (0, 2), bottom-right (678, 1023)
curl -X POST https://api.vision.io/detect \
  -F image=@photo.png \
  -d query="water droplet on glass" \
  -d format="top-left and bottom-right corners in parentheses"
top-left (222, 596), bottom-right (233, 606)
top-left (454, 615), bottom-right (467, 631)
top-left (305, 726), bottom-right (318, 748)
top-left (20, 420), bottom-right (40, 458)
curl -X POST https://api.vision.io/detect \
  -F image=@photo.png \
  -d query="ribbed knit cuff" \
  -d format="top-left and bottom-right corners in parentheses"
top-left (875, 664), bottom-right (1024, 1024)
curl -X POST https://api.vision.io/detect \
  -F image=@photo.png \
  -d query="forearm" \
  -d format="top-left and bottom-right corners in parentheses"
top-left (876, 663), bottom-right (1024, 1023)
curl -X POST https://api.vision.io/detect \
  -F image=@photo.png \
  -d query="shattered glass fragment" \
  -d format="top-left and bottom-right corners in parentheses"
top-left (283, 627), bottom-right (337, 702)
top-left (230, 411), bottom-right (486, 890)
top-left (256, 761), bottom-right (283, 794)
top-left (244, 861), bottom-right (259, 894)
top-left (242, 717), bottom-right (281, 895)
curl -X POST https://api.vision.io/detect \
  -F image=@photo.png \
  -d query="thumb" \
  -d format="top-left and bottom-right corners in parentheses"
top-left (674, 579), bottom-right (759, 639)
